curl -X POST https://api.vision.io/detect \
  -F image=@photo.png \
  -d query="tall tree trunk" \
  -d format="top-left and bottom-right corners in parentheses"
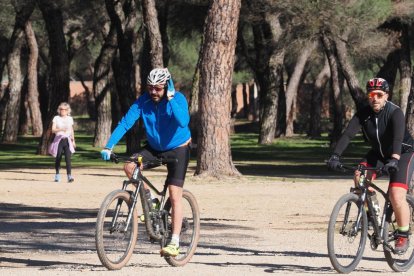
top-left (242, 83), bottom-right (248, 117)
top-left (398, 23), bottom-right (411, 114)
top-left (37, 44), bottom-right (51, 126)
top-left (189, 62), bottom-right (200, 144)
top-left (285, 40), bottom-right (317, 137)
top-left (2, 36), bottom-right (24, 143)
top-left (2, 1), bottom-right (35, 143)
top-left (322, 34), bottom-right (343, 147)
top-left (230, 85), bottom-right (237, 118)
top-left (93, 24), bottom-right (118, 148)
top-left (333, 32), bottom-right (367, 111)
top-left (19, 86), bottom-right (30, 135)
top-left (77, 72), bottom-right (96, 119)
top-left (308, 59), bottom-right (330, 138)
top-left (376, 49), bottom-right (399, 98)
top-left (0, 35), bottom-right (8, 101)
top-left (142, 0), bottom-right (164, 68)
top-left (255, 13), bottom-right (284, 144)
top-left (37, 0), bottom-right (70, 154)
top-left (405, 75), bottom-right (414, 136)
top-left (275, 73), bottom-right (286, 137)
top-left (189, 27), bottom-right (206, 145)
top-left (260, 50), bottom-right (285, 142)
top-left (158, 0), bottom-right (170, 66)
top-left (106, 0), bottom-right (139, 153)
top-left (25, 20), bottom-right (42, 137)
top-left (196, 0), bottom-right (241, 177)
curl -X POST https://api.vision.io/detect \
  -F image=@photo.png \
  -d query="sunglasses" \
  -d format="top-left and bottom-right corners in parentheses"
top-left (368, 92), bottom-right (386, 99)
top-left (60, 108), bottom-right (68, 111)
top-left (148, 85), bottom-right (165, 92)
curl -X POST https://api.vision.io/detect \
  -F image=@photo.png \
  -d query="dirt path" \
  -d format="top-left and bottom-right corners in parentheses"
top-left (0, 167), bottom-right (400, 275)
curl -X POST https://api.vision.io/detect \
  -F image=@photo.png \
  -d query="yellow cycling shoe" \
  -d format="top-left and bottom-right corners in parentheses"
top-left (160, 242), bottom-right (180, 257)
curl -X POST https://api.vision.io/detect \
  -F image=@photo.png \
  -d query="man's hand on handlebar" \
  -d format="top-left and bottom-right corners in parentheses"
top-left (327, 154), bottom-right (342, 171)
top-left (383, 158), bottom-right (399, 175)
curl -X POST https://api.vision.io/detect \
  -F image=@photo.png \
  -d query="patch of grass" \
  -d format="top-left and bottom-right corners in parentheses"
top-left (0, 125), bottom-right (370, 178)
top-left (231, 132), bottom-right (369, 177)
top-left (0, 134), bottom-right (125, 170)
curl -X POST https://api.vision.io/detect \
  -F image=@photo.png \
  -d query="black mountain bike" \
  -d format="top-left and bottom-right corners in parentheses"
top-left (95, 153), bottom-right (200, 270)
top-left (327, 164), bottom-right (414, 273)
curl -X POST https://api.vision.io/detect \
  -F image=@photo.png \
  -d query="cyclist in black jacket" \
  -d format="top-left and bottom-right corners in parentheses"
top-left (327, 78), bottom-right (414, 254)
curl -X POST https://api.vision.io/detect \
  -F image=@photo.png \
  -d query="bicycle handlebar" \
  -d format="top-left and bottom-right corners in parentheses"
top-left (338, 164), bottom-right (384, 173)
top-left (110, 153), bottom-right (178, 166)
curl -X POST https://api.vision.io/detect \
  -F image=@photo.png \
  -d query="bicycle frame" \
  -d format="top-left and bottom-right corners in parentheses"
top-left (328, 163), bottom-right (414, 273)
top-left (111, 164), bottom-right (170, 242)
top-left (346, 166), bottom-right (396, 253)
top-left (96, 152), bottom-right (200, 270)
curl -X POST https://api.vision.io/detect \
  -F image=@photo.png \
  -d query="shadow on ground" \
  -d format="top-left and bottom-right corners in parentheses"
top-left (0, 203), bottom-right (387, 273)
top-left (235, 163), bottom-right (355, 179)
top-left (0, 203), bottom-right (321, 266)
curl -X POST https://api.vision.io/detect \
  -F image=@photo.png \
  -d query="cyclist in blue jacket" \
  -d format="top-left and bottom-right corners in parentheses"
top-left (101, 68), bottom-right (191, 257)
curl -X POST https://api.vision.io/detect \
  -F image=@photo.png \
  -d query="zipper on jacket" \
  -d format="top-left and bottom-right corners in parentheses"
top-left (375, 117), bottom-right (384, 158)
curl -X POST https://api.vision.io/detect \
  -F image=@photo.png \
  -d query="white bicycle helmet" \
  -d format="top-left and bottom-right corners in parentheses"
top-left (147, 68), bottom-right (171, 85)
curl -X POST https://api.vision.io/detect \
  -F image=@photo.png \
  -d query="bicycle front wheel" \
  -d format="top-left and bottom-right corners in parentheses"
top-left (162, 189), bottom-right (200, 267)
top-left (327, 193), bottom-right (368, 273)
top-left (95, 190), bottom-right (138, 270)
top-left (383, 194), bottom-right (414, 272)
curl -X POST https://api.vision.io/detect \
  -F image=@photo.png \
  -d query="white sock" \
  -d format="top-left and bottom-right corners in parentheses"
top-left (171, 234), bottom-right (180, 246)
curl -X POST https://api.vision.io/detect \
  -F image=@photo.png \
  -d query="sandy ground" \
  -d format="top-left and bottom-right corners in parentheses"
top-left (0, 165), bottom-right (405, 275)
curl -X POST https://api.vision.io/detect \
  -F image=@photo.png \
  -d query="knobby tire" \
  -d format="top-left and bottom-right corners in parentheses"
top-left (162, 189), bottom-right (200, 267)
top-left (327, 193), bottom-right (368, 273)
top-left (95, 190), bottom-right (138, 270)
top-left (383, 194), bottom-right (414, 272)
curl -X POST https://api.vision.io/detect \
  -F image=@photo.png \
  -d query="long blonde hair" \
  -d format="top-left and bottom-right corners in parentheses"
top-left (57, 102), bottom-right (71, 116)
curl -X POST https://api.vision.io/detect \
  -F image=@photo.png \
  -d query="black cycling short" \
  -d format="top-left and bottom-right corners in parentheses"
top-left (132, 143), bottom-right (190, 187)
top-left (361, 150), bottom-right (414, 190)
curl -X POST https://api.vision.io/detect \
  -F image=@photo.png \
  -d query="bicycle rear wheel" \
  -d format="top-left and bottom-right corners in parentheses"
top-left (95, 190), bottom-right (138, 270)
top-left (383, 194), bottom-right (414, 272)
top-left (162, 189), bottom-right (200, 267)
top-left (327, 193), bottom-right (368, 273)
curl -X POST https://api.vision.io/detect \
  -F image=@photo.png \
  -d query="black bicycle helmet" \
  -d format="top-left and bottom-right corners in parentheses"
top-left (366, 77), bottom-right (390, 93)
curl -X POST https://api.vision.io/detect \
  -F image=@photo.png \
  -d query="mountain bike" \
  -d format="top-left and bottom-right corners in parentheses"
top-left (95, 153), bottom-right (200, 270)
top-left (327, 164), bottom-right (414, 273)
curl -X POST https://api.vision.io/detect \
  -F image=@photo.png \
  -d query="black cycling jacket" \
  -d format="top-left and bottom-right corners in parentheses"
top-left (333, 101), bottom-right (414, 159)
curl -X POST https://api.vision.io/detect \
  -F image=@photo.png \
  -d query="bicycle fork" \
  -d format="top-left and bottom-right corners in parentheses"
top-left (110, 180), bottom-right (142, 233)
top-left (343, 193), bottom-right (366, 235)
